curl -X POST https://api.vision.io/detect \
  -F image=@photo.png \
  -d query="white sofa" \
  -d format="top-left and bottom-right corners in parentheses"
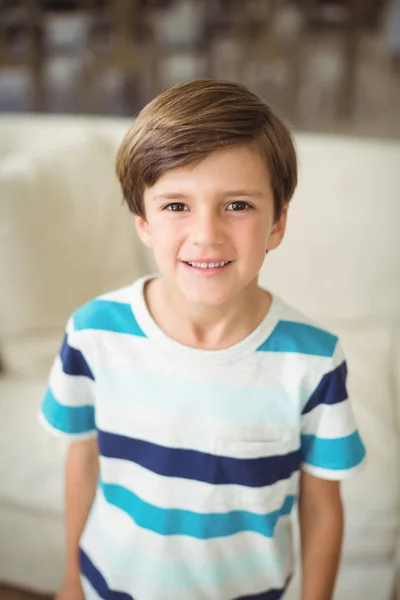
top-left (0, 116), bottom-right (399, 599)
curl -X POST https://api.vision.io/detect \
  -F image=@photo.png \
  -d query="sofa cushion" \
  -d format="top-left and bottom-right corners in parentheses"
top-left (0, 504), bottom-right (65, 593)
top-left (0, 332), bottom-right (62, 378)
top-left (284, 562), bottom-right (396, 600)
top-left (393, 325), bottom-right (400, 434)
top-left (259, 134), bottom-right (400, 562)
top-left (338, 325), bottom-right (400, 561)
top-left (0, 376), bottom-right (66, 517)
top-left (0, 125), bottom-right (154, 375)
top-left (0, 115), bottom-right (98, 159)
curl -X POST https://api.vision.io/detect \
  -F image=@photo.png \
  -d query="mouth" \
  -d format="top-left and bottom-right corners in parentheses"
top-left (183, 260), bottom-right (232, 270)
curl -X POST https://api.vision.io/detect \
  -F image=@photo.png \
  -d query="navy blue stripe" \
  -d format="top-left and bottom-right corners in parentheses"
top-left (302, 361), bottom-right (347, 415)
top-left (80, 546), bottom-right (288, 600)
top-left (235, 577), bottom-right (290, 599)
top-left (80, 548), bottom-right (134, 600)
top-left (60, 335), bottom-right (94, 380)
top-left (98, 430), bottom-right (301, 488)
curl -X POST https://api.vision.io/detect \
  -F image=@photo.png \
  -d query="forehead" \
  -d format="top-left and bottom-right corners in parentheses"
top-left (145, 145), bottom-right (272, 197)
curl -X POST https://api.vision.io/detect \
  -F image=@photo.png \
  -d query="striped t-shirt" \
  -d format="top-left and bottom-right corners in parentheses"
top-left (40, 274), bottom-right (366, 600)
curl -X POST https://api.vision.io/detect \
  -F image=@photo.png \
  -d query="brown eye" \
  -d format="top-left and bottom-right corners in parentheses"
top-left (227, 201), bottom-right (251, 211)
top-left (164, 203), bottom-right (188, 212)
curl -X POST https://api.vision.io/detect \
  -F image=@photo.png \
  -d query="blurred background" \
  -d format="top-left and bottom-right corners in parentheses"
top-left (1, 3), bottom-right (400, 600)
top-left (0, 0), bottom-right (399, 138)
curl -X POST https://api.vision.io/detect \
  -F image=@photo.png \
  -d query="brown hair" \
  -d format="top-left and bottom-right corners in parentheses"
top-left (116, 79), bottom-right (297, 222)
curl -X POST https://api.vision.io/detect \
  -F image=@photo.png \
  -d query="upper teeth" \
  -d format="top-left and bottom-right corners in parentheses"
top-left (187, 261), bottom-right (229, 269)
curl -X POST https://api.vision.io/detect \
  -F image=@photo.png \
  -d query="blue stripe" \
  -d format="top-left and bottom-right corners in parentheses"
top-left (73, 300), bottom-right (146, 337)
top-left (83, 495), bottom-right (291, 590)
top-left (59, 335), bottom-right (94, 380)
top-left (301, 431), bottom-right (366, 470)
top-left (80, 548), bottom-right (134, 600)
top-left (257, 321), bottom-right (338, 357)
top-left (81, 544), bottom-right (288, 598)
top-left (235, 578), bottom-right (290, 599)
top-left (302, 361), bottom-right (347, 415)
top-left (98, 430), bottom-right (301, 488)
top-left (101, 481), bottom-right (295, 539)
top-left (42, 387), bottom-right (95, 434)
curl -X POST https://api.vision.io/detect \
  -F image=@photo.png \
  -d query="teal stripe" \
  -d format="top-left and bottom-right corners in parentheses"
top-left (301, 431), bottom-right (366, 470)
top-left (257, 321), bottom-right (338, 357)
top-left (73, 300), bottom-right (146, 337)
top-left (84, 495), bottom-right (289, 589)
top-left (101, 481), bottom-right (295, 539)
top-left (42, 387), bottom-right (95, 434)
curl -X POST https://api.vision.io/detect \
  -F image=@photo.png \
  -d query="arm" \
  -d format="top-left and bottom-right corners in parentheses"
top-left (299, 471), bottom-right (344, 600)
top-left (57, 438), bottom-right (99, 599)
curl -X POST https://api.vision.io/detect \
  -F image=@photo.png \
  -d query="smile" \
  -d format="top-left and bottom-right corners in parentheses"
top-left (186, 261), bottom-right (231, 269)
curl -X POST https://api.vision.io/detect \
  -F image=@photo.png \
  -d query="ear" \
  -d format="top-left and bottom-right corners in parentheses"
top-left (134, 215), bottom-right (153, 248)
top-left (266, 203), bottom-right (289, 251)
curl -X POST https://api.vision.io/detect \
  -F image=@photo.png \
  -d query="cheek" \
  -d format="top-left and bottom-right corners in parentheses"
top-left (237, 219), bottom-right (270, 250)
top-left (151, 218), bottom-right (184, 250)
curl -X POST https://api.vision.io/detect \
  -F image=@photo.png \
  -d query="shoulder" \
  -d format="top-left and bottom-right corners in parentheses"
top-left (260, 296), bottom-right (341, 361)
top-left (69, 279), bottom-right (146, 338)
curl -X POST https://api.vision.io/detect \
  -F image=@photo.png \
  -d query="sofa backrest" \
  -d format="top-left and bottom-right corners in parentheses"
top-left (260, 133), bottom-right (400, 325)
top-left (259, 133), bottom-right (400, 564)
top-left (0, 118), bottom-right (154, 375)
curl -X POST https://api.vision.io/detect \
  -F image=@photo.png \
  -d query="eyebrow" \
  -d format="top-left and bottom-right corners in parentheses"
top-left (152, 193), bottom-right (189, 202)
top-left (152, 190), bottom-right (265, 202)
top-left (223, 190), bottom-right (265, 199)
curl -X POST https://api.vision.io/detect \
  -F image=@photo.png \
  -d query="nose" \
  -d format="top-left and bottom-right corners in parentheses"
top-left (191, 208), bottom-right (225, 246)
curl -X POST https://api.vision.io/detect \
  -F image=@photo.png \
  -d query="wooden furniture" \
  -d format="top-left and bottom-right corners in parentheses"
top-left (78, 0), bottom-right (144, 114)
top-left (0, 0), bottom-right (390, 119)
top-left (0, 0), bottom-right (45, 111)
top-left (295, 0), bottom-right (388, 119)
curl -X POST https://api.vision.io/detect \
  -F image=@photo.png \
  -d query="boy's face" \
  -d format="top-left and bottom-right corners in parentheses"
top-left (136, 145), bottom-right (288, 307)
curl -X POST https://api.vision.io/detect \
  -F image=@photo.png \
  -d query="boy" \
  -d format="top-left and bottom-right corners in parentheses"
top-left (40, 79), bottom-right (365, 600)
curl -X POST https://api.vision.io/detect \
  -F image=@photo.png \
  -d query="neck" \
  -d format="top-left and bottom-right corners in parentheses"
top-left (145, 276), bottom-right (271, 350)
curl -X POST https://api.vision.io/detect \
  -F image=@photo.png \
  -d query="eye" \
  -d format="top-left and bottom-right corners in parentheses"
top-left (226, 201), bottom-right (252, 211)
top-left (163, 202), bottom-right (189, 212)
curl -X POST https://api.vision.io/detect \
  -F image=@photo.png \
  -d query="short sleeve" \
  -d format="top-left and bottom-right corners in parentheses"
top-left (300, 342), bottom-right (366, 480)
top-left (39, 316), bottom-right (96, 441)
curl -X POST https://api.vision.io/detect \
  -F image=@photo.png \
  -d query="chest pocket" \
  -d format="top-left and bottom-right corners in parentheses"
top-left (213, 436), bottom-right (295, 513)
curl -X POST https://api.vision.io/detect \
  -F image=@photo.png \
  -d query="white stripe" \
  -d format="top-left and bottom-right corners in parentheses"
top-left (302, 459), bottom-right (366, 481)
top-left (80, 491), bottom-right (293, 599)
top-left (100, 455), bottom-right (299, 514)
top-left (49, 356), bottom-right (95, 407)
top-left (65, 316), bottom-right (74, 335)
top-left (96, 398), bottom-right (300, 455)
top-left (84, 490), bottom-right (294, 564)
top-left (301, 401), bottom-right (357, 439)
top-left (74, 327), bottom-right (334, 395)
top-left (98, 283), bottom-right (136, 303)
top-left (332, 340), bottom-right (346, 368)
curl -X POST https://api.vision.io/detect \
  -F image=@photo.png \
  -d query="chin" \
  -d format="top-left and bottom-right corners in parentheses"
top-left (178, 282), bottom-right (239, 307)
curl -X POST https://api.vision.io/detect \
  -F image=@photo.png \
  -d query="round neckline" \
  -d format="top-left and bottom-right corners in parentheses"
top-left (130, 274), bottom-right (282, 365)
